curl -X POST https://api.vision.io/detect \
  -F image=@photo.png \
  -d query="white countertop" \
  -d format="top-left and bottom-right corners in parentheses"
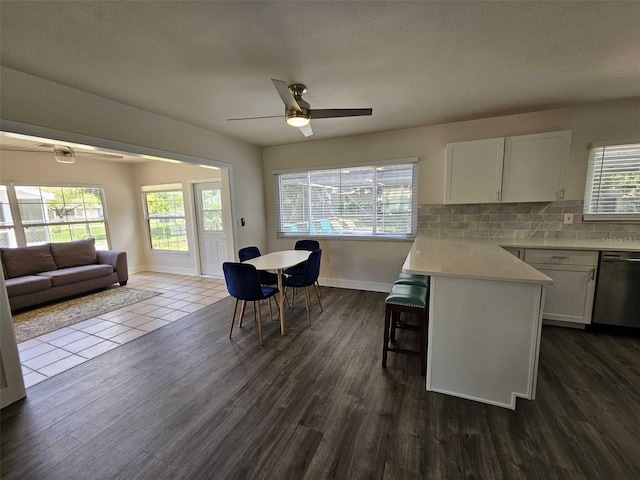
top-left (403, 237), bottom-right (554, 284)
top-left (402, 234), bottom-right (639, 284)
top-left (491, 237), bottom-right (640, 252)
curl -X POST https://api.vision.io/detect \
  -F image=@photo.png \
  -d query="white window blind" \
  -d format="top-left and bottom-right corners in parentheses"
top-left (584, 142), bottom-right (640, 221)
top-left (275, 161), bottom-right (418, 238)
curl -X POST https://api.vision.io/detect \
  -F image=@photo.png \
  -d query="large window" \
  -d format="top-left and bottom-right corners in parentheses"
top-left (584, 142), bottom-right (640, 221)
top-left (275, 160), bottom-right (418, 238)
top-left (0, 184), bottom-right (109, 248)
top-left (143, 185), bottom-right (189, 252)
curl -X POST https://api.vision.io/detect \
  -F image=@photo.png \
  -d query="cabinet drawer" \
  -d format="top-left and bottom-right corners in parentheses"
top-left (524, 249), bottom-right (598, 266)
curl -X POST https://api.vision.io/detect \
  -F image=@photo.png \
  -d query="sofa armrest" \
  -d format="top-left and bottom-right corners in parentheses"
top-left (97, 250), bottom-right (128, 285)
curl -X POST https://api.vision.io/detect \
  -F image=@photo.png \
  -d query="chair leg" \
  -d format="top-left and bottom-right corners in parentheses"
top-left (239, 300), bottom-right (247, 327)
top-left (257, 299), bottom-right (264, 346)
top-left (254, 301), bottom-right (258, 323)
top-left (390, 310), bottom-right (400, 341)
top-left (312, 282), bottom-right (323, 312)
top-left (291, 286), bottom-right (296, 307)
top-left (229, 298), bottom-right (239, 339)
top-left (268, 296), bottom-right (274, 320)
top-left (382, 305), bottom-right (391, 368)
top-left (314, 280), bottom-right (322, 298)
top-left (304, 286), bottom-right (311, 325)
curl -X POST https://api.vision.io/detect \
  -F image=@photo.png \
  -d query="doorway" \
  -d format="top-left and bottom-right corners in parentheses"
top-left (193, 181), bottom-right (229, 277)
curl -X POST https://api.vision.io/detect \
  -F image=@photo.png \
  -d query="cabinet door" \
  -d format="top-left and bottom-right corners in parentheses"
top-left (501, 131), bottom-right (571, 203)
top-left (444, 137), bottom-right (505, 204)
top-left (528, 263), bottom-right (597, 324)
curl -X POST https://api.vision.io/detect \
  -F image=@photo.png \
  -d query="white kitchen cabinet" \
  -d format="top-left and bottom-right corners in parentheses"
top-left (444, 130), bottom-right (571, 204)
top-left (524, 249), bottom-right (598, 325)
top-left (444, 137), bottom-right (504, 204)
top-left (502, 131), bottom-right (572, 203)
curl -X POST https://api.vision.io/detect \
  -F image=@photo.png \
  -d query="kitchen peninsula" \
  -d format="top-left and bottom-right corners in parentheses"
top-left (403, 236), bottom-right (553, 409)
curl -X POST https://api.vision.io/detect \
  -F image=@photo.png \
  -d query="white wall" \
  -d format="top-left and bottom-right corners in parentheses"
top-left (132, 161), bottom-right (222, 274)
top-left (0, 152), bottom-right (233, 275)
top-left (263, 98), bottom-right (640, 289)
top-left (0, 67), bottom-right (266, 253)
top-left (0, 151), bottom-right (144, 267)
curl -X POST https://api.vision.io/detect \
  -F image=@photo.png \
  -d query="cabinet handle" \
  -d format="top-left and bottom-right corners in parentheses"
top-left (551, 255), bottom-right (569, 260)
top-left (557, 188), bottom-right (565, 200)
top-left (589, 268), bottom-right (596, 281)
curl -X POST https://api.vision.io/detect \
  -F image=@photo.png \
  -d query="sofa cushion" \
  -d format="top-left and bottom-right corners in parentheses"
top-left (4, 275), bottom-right (52, 297)
top-left (50, 238), bottom-right (98, 268)
top-left (0, 244), bottom-right (57, 278)
top-left (37, 264), bottom-right (114, 287)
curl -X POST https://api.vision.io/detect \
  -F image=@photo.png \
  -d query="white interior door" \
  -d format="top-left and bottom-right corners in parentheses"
top-left (194, 182), bottom-right (227, 276)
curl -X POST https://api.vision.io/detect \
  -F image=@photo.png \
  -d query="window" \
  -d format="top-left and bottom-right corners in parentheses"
top-left (143, 185), bottom-right (188, 251)
top-left (17, 186), bottom-right (108, 247)
top-left (0, 184), bottom-right (109, 248)
top-left (275, 160), bottom-right (418, 238)
top-left (0, 185), bottom-right (17, 248)
top-left (584, 142), bottom-right (640, 221)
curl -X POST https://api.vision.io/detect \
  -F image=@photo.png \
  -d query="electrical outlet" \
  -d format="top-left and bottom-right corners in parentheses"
top-left (330, 258), bottom-right (337, 268)
top-left (564, 213), bottom-right (574, 225)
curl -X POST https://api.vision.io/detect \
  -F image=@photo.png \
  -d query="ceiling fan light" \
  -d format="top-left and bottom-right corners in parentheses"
top-left (286, 112), bottom-right (310, 127)
top-left (54, 145), bottom-right (76, 164)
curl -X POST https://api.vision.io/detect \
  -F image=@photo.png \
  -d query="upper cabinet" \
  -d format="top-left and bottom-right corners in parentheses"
top-left (444, 130), bottom-right (572, 204)
top-left (444, 137), bottom-right (505, 204)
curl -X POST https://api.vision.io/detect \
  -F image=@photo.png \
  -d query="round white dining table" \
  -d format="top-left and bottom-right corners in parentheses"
top-left (243, 250), bottom-right (311, 335)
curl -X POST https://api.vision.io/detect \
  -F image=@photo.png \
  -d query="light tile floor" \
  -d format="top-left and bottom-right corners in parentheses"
top-left (17, 272), bottom-right (229, 388)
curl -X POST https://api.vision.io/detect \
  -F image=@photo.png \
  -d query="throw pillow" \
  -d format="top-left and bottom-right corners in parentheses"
top-left (0, 244), bottom-right (58, 278)
top-left (50, 238), bottom-right (98, 268)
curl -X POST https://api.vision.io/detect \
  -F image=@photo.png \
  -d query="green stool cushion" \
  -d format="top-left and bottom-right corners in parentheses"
top-left (385, 284), bottom-right (428, 308)
top-left (394, 273), bottom-right (430, 288)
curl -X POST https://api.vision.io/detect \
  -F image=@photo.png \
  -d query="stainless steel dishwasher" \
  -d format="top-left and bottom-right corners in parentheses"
top-left (592, 251), bottom-right (640, 328)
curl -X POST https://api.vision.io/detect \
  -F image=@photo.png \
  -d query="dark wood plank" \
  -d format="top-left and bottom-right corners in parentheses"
top-left (2, 288), bottom-right (640, 480)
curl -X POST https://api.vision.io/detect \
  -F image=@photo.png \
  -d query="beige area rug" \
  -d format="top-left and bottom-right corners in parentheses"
top-left (12, 287), bottom-right (160, 343)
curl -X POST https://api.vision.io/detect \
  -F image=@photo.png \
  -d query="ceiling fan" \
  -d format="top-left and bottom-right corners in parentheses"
top-left (3, 143), bottom-right (125, 163)
top-left (227, 79), bottom-right (373, 137)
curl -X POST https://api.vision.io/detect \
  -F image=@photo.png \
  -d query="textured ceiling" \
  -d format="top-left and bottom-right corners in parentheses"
top-left (1, 1), bottom-right (639, 147)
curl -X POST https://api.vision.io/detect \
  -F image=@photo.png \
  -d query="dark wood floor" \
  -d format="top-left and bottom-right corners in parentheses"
top-left (2, 287), bottom-right (639, 480)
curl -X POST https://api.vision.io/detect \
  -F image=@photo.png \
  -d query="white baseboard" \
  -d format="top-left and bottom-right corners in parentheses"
top-left (134, 265), bottom-right (198, 276)
top-left (542, 319), bottom-right (586, 329)
top-left (318, 276), bottom-right (392, 293)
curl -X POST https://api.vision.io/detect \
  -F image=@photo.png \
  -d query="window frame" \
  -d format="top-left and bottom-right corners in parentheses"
top-left (142, 184), bottom-right (190, 253)
top-left (0, 183), bottom-right (111, 248)
top-left (274, 158), bottom-right (419, 240)
top-left (583, 140), bottom-right (640, 222)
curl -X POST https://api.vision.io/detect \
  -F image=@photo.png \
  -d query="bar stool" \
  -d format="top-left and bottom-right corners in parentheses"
top-left (382, 283), bottom-right (428, 376)
top-left (394, 272), bottom-right (429, 288)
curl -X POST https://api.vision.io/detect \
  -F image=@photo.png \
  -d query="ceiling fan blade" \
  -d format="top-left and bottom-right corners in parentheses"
top-left (227, 115), bottom-right (284, 121)
top-left (309, 108), bottom-right (373, 119)
top-left (272, 79), bottom-right (302, 112)
top-left (298, 123), bottom-right (313, 137)
top-left (87, 152), bottom-right (124, 159)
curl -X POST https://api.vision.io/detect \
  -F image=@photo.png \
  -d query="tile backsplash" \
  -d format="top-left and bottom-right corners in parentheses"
top-left (418, 201), bottom-right (640, 240)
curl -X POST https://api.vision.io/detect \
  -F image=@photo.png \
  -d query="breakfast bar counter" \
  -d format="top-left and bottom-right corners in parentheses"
top-left (403, 236), bottom-right (552, 409)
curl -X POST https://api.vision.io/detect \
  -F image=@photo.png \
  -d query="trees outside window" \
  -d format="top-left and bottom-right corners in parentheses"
top-left (143, 189), bottom-right (189, 251)
top-left (0, 184), bottom-right (109, 248)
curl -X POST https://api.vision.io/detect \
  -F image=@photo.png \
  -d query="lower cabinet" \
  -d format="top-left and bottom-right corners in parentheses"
top-left (524, 249), bottom-right (598, 325)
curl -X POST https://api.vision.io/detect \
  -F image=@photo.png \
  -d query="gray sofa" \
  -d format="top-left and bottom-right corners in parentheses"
top-left (1, 238), bottom-right (128, 312)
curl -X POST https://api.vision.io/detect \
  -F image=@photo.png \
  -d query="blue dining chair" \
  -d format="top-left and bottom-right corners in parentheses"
top-left (283, 249), bottom-right (323, 325)
top-left (284, 239), bottom-right (322, 298)
top-left (238, 246), bottom-right (278, 286)
top-left (223, 262), bottom-right (279, 346)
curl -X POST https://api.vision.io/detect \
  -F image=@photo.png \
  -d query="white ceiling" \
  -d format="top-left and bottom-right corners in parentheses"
top-left (1, 1), bottom-right (639, 148)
